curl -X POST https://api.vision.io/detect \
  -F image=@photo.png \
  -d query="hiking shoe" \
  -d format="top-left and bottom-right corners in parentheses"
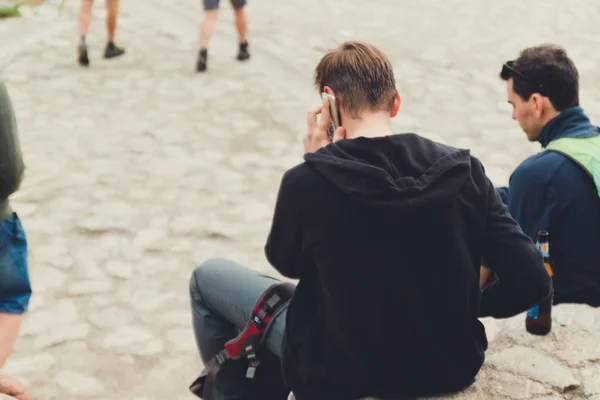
top-left (237, 41), bottom-right (250, 61)
top-left (196, 49), bottom-right (208, 72)
top-left (77, 42), bottom-right (89, 66)
top-left (104, 42), bottom-right (125, 59)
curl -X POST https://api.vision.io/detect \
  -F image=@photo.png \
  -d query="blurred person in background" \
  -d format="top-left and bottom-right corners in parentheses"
top-left (196, 0), bottom-right (250, 72)
top-left (0, 82), bottom-right (31, 371)
top-left (77, 0), bottom-right (125, 67)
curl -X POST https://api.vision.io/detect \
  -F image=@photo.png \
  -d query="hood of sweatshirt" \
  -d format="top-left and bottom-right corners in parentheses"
top-left (303, 133), bottom-right (472, 209)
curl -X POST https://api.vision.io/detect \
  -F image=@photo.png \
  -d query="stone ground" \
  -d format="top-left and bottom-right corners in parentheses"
top-left (1, 0), bottom-right (600, 398)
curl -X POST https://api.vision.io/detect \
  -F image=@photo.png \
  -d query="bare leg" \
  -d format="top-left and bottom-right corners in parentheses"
top-left (233, 7), bottom-right (247, 43)
top-left (200, 10), bottom-right (219, 49)
top-left (106, 0), bottom-right (119, 43)
top-left (233, 7), bottom-right (250, 61)
top-left (103, 0), bottom-right (125, 58)
top-left (0, 313), bottom-right (23, 368)
top-left (196, 9), bottom-right (218, 71)
top-left (79, 0), bottom-right (94, 38)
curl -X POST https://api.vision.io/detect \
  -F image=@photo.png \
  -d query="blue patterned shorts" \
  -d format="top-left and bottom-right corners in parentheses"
top-left (0, 213), bottom-right (31, 314)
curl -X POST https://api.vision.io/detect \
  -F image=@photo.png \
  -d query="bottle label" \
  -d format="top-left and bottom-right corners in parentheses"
top-left (539, 242), bottom-right (549, 258)
top-left (527, 304), bottom-right (539, 319)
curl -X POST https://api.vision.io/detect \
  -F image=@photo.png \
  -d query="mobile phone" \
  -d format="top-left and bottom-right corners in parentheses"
top-left (321, 92), bottom-right (341, 139)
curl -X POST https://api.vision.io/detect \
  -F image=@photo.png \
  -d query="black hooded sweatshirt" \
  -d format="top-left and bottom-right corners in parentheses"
top-left (265, 133), bottom-right (552, 400)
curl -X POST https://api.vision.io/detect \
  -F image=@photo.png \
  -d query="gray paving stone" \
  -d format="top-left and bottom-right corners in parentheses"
top-left (55, 370), bottom-right (106, 396)
top-left (67, 279), bottom-right (113, 295)
top-left (3, 354), bottom-right (58, 376)
top-left (583, 365), bottom-right (600, 396)
top-left (106, 260), bottom-right (134, 279)
top-left (487, 347), bottom-right (579, 389)
top-left (102, 325), bottom-right (164, 356)
top-left (88, 306), bottom-right (136, 329)
top-left (20, 299), bottom-right (78, 337)
top-left (33, 323), bottom-right (90, 350)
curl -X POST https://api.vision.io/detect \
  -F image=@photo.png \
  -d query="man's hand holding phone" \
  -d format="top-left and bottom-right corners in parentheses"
top-left (303, 94), bottom-right (345, 154)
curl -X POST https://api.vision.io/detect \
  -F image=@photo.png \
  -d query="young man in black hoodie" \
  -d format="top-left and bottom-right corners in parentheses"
top-left (188, 41), bottom-right (552, 400)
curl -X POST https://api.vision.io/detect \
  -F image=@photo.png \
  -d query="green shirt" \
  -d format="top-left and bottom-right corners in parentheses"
top-left (0, 81), bottom-right (25, 220)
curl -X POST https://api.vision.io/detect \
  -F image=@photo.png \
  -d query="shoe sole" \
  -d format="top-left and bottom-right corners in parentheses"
top-left (104, 52), bottom-right (125, 59)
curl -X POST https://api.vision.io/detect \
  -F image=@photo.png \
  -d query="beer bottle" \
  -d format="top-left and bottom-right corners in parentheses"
top-left (526, 231), bottom-right (553, 335)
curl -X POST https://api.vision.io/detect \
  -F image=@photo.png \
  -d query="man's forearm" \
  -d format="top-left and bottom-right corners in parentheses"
top-left (479, 267), bottom-right (551, 318)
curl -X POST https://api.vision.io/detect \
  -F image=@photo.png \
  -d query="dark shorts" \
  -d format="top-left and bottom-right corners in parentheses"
top-left (0, 213), bottom-right (31, 315)
top-left (203, 0), bottom-right (246, 11)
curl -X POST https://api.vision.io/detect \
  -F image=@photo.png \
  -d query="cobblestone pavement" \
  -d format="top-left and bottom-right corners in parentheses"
top-left (1, 0), bottom-right (600, 398)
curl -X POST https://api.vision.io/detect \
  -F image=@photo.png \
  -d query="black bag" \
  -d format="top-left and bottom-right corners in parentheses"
top-left (190, 282), bottom-right (295, 400)
top-left (190, 347), bottom-right (290, 400)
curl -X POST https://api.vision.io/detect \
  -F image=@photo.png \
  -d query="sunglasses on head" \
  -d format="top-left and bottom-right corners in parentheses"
top-left (501, 61), bottom-right (548, 96)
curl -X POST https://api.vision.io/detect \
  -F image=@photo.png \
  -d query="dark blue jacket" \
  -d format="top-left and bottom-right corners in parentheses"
top-left (498, 106), bottom-right (600, 306)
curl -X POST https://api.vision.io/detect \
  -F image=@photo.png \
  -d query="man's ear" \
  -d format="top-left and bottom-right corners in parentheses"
top-left (323, 85), bottom-right (342, 120)
top-left (390, 91), bottom-right (401, 117)
top-left (323, 86), bottom-right (335, 97)
top-left (531, 93), bottom-right (546, 118)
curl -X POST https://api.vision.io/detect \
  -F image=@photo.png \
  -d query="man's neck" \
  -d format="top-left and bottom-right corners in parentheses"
top-left (343, 112), bottom-right (393, 139)
top-left (541, 109), bottom-right (560, 128)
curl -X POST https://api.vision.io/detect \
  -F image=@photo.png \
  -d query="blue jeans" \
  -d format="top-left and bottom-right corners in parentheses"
top-left (189, 258), bottom-right (289, 400)
top-left (0, 213), bottom-right (31, 315)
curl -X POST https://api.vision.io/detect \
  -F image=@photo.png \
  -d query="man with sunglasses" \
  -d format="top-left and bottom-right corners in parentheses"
top-left (482, 44), bottom-right (600, 306)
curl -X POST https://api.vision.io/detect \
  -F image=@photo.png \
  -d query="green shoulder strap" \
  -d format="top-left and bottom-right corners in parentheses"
top-left (545, 135), bottom-right (600, 199)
